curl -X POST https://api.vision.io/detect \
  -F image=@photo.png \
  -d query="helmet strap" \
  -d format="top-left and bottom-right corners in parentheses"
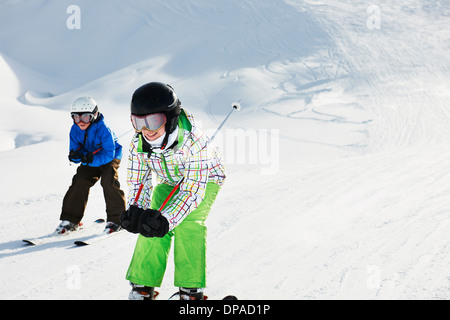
top-left (159, 132), bottom-right (170, 151)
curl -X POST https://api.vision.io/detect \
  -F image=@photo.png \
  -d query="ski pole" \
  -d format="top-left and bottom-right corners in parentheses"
top-left (134, 102), bottom-right (241, 208)
top-left (133, 167), bottom-right (152, 206)
top-left (158, 177), bottom-right (184, 211)
top-left (156, 102), bottom-right (241, 209)
top-left (209, 102), bottom-right (241, 142)
top-left (133, 169), bottom-right (181, 210)
top-left (69, 147), bottom-right (102, 166)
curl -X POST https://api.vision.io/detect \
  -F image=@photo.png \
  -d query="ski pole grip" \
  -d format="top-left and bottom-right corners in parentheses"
top-left (209, 102), bottom-right (241, 142)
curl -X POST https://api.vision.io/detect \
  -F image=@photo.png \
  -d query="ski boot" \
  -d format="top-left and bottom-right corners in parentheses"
top-left (128, 282), bottom-right (158, 300)
top-left (55, 220), bottom-right (81, 235)
top-left (104, 221), bottom-right (122, 234)
top-left (169, 287), bottom-right (206, 300)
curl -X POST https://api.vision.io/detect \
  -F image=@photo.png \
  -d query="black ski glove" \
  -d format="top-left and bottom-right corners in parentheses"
top-left (68, 150), bottom-right (82, 163)
top-left (138, 209), bottom-right (169, 238)
top-left (81, 152), bottom-right (94, 164)
top-left (120, 205), bottom-right (144, 234)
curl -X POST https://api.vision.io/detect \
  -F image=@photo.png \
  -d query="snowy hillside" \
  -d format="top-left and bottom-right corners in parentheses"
top-left (1, 0), bottom-right (450, 300)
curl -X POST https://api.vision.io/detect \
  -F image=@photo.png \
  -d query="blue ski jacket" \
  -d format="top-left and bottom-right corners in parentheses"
top-left (69, 113), bottom-right (122, 167)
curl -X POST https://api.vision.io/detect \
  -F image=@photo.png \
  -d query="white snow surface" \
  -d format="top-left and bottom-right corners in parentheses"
top-left (1, 0), bottom-right (450, 299)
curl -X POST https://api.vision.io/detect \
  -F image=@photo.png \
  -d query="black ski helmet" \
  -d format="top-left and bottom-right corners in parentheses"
top-left (130, 82), bottom-right (181, 134)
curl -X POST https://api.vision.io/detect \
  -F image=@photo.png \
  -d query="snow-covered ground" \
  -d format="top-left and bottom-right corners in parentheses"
top-left (1, 0), bottom-right (450, 299)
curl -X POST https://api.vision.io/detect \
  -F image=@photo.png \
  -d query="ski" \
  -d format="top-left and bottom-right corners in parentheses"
top-left (23, 219), bottom-right (105, 246)
top-left (167, 292), bottom-right (238, 300)
top-left (130, 288), bottom-right (236, 300)
top-left (23, 232), bottom-right (72, 246)
top-left (74, 228), bottom-right (123, 246)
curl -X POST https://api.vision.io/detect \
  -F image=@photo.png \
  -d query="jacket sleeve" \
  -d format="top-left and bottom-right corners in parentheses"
top-left (88, 125), bottom-right (116, 167)
top-left (68, 126), bottom-right (83, 163)
top-left (160, 143), bottom-right (209, 231)
top-left (126, 136), bottom-right (153, 209)
top-left (69, 125), bottom-right (82, 152)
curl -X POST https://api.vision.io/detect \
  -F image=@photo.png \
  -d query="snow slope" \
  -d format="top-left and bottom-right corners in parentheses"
top-left (1, 0), bottom-right (450, 299)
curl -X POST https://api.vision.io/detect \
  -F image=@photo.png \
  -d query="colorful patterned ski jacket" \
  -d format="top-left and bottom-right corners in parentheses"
top-left (127, 109), bottom-right (226, 231)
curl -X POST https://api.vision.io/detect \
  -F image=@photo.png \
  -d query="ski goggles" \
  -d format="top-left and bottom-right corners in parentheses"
top-left (131, 113), bottom-right (167, 132)
top-left (71, 112), bottom-right (95, 124)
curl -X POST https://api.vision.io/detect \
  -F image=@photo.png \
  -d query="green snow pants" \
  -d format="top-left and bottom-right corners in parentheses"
top-left (126, 182), bottom-right (220, 288)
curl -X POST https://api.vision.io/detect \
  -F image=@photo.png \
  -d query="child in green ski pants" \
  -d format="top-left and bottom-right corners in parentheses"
top-left (120, 83), bottom-right (226, 300)
top-left (126, 183), bottom-right (220, 289)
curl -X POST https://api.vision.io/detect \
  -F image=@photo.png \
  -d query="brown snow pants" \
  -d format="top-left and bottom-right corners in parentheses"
top-left (60, 159), bottom-right (126, 224)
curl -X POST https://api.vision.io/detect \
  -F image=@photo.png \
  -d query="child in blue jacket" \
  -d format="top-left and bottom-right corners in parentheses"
top-left (57, 97), bottom-right (126, 234)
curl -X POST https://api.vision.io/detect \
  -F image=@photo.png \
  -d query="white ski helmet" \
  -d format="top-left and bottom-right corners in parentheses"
top-left (71, 96), bottom-right (98, 113)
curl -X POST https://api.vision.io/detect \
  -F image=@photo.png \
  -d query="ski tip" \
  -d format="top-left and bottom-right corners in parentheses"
top-left (74, 241), bottom-right (88, 246)
top-left (95, 218), bottom-right (106, 223)
top-left (23, 240), bottom-right (36, 246)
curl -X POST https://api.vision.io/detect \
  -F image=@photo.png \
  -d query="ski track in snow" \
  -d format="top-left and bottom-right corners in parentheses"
top-left (1, 0), bottom-right (450, 299)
